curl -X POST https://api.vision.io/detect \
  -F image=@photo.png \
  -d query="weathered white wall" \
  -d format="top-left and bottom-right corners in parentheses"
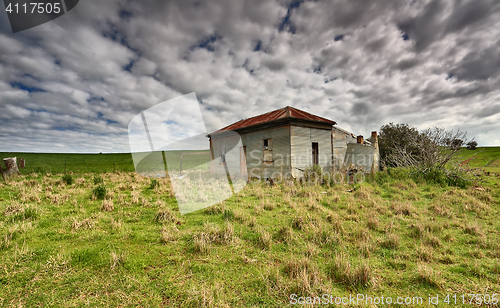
top-left (344, 143), bottom-right (378, 172)
top-left (290, 126), bottom-right (332, 178)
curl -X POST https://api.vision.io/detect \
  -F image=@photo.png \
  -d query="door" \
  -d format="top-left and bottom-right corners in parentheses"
top-left (240, 146), bottom-right (247, 176)
top-left (312, 142), bottom-right (319, 165)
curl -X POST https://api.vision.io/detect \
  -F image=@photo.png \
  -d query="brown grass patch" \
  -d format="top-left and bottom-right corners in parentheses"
top-left (71, 218), bottom-right (95, 230)
top-left (101, 199), bottom-right (114, 212)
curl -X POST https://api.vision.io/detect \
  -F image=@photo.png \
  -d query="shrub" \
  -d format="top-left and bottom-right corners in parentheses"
top-left (466, 140), bottom-right (477, 150)
top-left (150, 179), bottom-right (159, 189)
top-left (93, 184), bottom-right (106, 200)
top-left (93, 175), bottom-right (104, 185)
top-left (379, 123), bottom-right (469, 169)
top-left (303, 164), bottom-right (323, 184)
top-left (374, 167), bottom-right (410, 184)
top-left (62, 174), bottom-right (73, 185)
top-left (222, 209), bottom-right (234, 221)
top-left (411, 168), bottom-right (471, 188)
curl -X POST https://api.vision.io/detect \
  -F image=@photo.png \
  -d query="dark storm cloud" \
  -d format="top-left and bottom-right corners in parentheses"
top-left (452, 44), bottom-right (500, 81)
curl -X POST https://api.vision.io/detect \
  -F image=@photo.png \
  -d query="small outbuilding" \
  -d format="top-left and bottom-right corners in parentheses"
top-left (207, 106), bottom-right (379, 179)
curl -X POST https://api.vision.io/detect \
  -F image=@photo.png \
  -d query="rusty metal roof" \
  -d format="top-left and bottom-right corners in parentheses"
top-left (209, 106), bottom-right (336, 135)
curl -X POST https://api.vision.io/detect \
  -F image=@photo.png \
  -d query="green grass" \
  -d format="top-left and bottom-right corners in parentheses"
top-left (0, 151), bottom-right (499, 306)
top-left (456, 146), bottom-right (500, 173)
top-left (0, 151), bottom-right (210, 175)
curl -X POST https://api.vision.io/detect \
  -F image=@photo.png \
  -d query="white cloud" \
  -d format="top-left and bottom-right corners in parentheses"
top-left (1, 0), bottom-right (500, 152)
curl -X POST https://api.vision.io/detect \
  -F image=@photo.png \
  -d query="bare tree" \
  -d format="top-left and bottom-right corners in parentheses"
top-left (380, 124), bottom-right (471, 170)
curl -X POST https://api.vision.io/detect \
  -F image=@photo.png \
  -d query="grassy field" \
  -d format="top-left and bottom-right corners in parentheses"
top-left (456, 147), bottom-right (500, 174)
top-left (0, 150), bottom-right (499, 307)
top-left (0, 151), bottom-right (210, 175)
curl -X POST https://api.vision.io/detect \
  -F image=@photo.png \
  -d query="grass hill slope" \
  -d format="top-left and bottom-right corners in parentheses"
top-left (0, 168), bottom-right (499, 307)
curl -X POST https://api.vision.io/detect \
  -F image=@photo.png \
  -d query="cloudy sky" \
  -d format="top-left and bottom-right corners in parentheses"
top-left (1, 0), bottom-right (500, 153)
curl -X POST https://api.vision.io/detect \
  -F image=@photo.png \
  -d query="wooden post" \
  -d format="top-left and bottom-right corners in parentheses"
top-left (65, 161), bottom-right (67, 174)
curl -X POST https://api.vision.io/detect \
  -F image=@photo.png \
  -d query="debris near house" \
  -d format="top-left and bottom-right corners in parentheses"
top-left (1, 157), bottom-right (24, 181)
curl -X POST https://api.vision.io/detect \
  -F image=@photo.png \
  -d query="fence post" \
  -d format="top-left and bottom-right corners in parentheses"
top-left (114, 161), bottom-right (115, 173)
top-left (65, 161), bottom-right (67, 174)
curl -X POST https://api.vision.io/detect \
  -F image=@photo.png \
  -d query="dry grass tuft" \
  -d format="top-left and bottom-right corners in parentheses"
top-left (358, 241), bottom-right (374, 258)
top-left (463, 223), bottom-right (483, 236)
top-left (110, 217), bottom-right (122, 230)
top-left (247, 216), bottom-right (257, 228)
top-left (409, 223), bottom-right (425, 239)
top-left (233, 209), bottom-right (246, 222)
top-left (291, 215), bottom-right (305, 231)
top-left (101, 199), bottom-right (114, 212)
top-left (183, 283), bottom-right (224, 308)
top-left (204, 203), bottom-right (225, 215)
top-left (428, 203), bottom-right (452, 217)
top-left (276, 225), bottom-right (294, 244)
top-left (193, 222), bottom-right (235, 254)
top-left (416, 244), bottom-right (434, 262)
top-left (283, 258), bottom-right (321, 294)
top-left (160, 226), bottom-right (179, 243)
top-left (4, 201), bottom-right (24, 216)
top-left (390, 201), bottom-right (414, 216)
top-left (75, 177), bottom-right (86, 186)
top-left (4, 202), bottom-right (39, 221)
top-left (155, 208), bottom-right (178, 223)
top-left (130, 191), bottom-right (140, 204)
top-left (45, 254), bottom-right (71, 271)
top-left (262, 199), bottom-right (275, 211)
top-left (326, 212), bottom-right (344, 233)
top-left (110, 251), bottom-right (126, 270)
top-left (327, 253), bottom-right (373, 288)
top-left (253, 204), bottom-right (264, 216)
top-left (71, 217), bottom-right (95, 230)
top-left (424, 234), bottom-right (442, 247)
top-left (416, 264), bottom-right (444, 288)
top-left (380, 233), bottom-right (400, 249)
top-left (366, 216), bottom-right (379, 231)
top-left (257, 228), bottom-right (272, 249)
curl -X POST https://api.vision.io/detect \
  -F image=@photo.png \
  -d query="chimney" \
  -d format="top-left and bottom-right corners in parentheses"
top-left (371, 131), bottom-right (377, 139)
top-left (357, 135), bottom-right (364, 144)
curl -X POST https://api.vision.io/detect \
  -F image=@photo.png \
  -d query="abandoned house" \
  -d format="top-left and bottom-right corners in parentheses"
top-left (207, 106), bottom-right (379, 179)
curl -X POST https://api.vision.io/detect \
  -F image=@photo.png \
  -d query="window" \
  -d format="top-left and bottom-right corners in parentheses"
top-left (263, 139), bottom-right (273, 162)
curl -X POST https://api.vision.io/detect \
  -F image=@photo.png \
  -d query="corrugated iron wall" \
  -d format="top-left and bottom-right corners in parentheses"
top-left (290, 126), bottom-right (332, 177)
top-left (344, 143), bottom-right (377, 172)
top-left (245, 126), bottom-right (291, 179)
top-left (332, 130), bottom-right (348, 170)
